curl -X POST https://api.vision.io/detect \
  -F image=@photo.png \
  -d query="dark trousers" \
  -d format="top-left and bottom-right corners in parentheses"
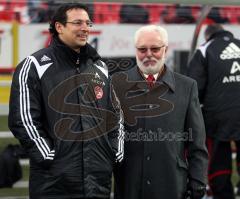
top-left (207, 138), bottom-right (240, 199)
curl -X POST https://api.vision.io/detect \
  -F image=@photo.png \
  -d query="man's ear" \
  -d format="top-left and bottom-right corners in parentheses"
top-left (55, 22), bottom-right (64, 34)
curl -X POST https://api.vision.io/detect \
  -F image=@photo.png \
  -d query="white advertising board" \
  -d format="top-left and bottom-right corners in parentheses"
top-left (0, 23), bottom-right (13, 68)
top-left (1, 23), bottom-right (240, 69)
top-left (18, 24), bottom-right (197, 60)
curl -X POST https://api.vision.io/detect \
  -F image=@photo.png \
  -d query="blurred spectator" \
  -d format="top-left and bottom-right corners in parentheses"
top-left (161, 5), bottom-right (176, 23)
top-left (28, 0), bottom-right (41, 10)
top-left (29, 8), bottom-right (48, 23)
top-left (205, 7), bottom-right (229, 24)
top-left (120, 4), bottom-right (149, 23)
top-left (43, 0), bottom-right (59, 23)
top-left (28, 0), bottom-right (50, 23)
top-left (175, 5), bottom-right (195, 23)
top-left (161, 4), bottom-right (195, 24)
top-left (28, 0), bottom-right (42, 22)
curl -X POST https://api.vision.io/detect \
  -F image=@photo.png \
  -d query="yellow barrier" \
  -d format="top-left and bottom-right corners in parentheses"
top-left (0, 75), bottom-right (12, 104)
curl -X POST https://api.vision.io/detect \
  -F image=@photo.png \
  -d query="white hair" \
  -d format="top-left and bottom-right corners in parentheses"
top-left (134, 25), bottom-right (168, 46)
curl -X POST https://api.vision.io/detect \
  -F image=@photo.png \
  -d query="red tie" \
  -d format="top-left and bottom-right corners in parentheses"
top-left (146, 74), bottom-right (155, 88)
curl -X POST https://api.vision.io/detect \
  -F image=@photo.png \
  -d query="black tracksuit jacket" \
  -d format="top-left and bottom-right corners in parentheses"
top-left (8, 37), bottom-right (124, 199)
top-left (188, 30), bottom-right (240, 140)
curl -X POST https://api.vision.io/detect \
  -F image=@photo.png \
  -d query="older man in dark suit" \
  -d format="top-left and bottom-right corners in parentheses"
top-left (112, 25), bottom-right (208, 199)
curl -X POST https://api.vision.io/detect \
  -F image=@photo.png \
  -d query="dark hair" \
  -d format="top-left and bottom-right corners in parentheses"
top-left (204, 24), bottom-right (224, 41)
top-left (49, 3), bottom-right (89, 37)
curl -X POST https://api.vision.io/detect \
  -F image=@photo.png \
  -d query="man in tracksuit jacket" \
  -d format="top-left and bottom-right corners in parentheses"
top-left (188, 24), bottom-right (240, 199)
top-left (8, 3), bottom-right (124, 199)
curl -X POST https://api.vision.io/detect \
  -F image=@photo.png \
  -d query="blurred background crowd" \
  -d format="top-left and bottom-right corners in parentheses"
top-left (0, 0), bottom-right (240, 25)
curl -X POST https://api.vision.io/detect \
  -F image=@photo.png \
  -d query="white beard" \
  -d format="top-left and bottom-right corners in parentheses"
top-left (137, 56), bottom-right (165, 75)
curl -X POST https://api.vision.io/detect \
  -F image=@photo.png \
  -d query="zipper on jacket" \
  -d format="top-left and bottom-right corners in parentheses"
top-left (76, 58), bottom-right (80, 65)
top-left (75, 56), bottom-right (85, 196)
top-left (76, 67), bottom-right (81, 73)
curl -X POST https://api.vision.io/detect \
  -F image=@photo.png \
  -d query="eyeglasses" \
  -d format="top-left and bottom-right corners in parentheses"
top-left (66, 20), bottom-right (93, 27)
top-left (136, 45), bottom-right (166, 54)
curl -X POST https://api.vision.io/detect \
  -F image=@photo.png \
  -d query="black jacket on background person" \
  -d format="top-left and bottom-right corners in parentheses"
top-left (8, 37), bottom-right (124, 199)
top-left (188, 30), bottom-right (240, 140)
top-left (113, 66), bottom-right (208, 199)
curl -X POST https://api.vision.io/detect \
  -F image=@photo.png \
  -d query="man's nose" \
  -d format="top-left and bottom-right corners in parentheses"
top-left (79, 22), bottom-right (90, 30)
top-left (146, 49), bottom-right (153, 57)
top-left (80, 25), bottom-right (89, 31)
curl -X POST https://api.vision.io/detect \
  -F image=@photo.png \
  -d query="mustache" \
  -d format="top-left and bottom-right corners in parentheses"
top-left (142, 58), bottom-right (158, 62)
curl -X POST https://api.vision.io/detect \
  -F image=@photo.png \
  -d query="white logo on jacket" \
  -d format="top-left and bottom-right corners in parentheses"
top-left (220, 42), bottom-right (240, 60)
top-left (222, 61), bottom-right (240, 83)
top-left (40, 55), bottom-right (51, 62)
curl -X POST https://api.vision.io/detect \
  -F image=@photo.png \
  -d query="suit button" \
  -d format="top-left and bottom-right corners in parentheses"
top-left (147, 180), bottom-right (151, 185)
top-left (146, 156), bottom-right (151, 160)
top-left (149, 105), bottom-right (153, 109)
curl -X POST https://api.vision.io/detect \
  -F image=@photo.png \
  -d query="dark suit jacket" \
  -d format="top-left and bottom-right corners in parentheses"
top-left (112, 66), bottom-right (208, 199)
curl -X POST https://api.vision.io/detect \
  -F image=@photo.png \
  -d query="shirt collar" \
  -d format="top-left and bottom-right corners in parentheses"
top-left (139, 66), bottom-right (175, 92)
top-left (143, 73), bottom-right (159, 80)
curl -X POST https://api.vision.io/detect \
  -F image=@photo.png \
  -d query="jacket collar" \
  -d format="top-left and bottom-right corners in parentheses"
top-left (208, 30), bottom-right (234, 42)
top-left (51, 36), bottom-right (101, 64)
top-left (159, 66), bottom-right (175, 92)
top-left (129, 65), bottom-right (175, 92)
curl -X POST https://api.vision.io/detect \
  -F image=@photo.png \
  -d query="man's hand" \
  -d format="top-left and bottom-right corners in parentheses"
top-left (184, 186), bottom-right (206, 199)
